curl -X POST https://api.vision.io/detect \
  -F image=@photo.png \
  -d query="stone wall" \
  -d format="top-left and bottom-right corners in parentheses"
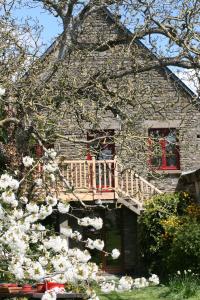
top-left (54, 7), bottom-right (200, 194)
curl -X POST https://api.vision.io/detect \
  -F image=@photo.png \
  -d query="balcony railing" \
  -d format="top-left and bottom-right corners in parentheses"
top-left (57, 157), bottom-right (162, 213)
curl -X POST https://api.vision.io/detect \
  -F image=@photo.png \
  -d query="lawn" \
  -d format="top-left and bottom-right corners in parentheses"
top-left (97, 286), bottom-right (200, 300)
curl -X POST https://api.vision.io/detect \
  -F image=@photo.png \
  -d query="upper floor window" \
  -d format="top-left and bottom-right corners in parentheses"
top-left (87, 130), bottom-right (115, 160)
top-left (148, 128), bottom-right (180, 170)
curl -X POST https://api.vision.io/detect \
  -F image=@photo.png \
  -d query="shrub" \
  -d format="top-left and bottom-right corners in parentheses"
top-left (139, 192), bottom-right (196, 276)
top-left (167, 218), bottom-right (200, 273)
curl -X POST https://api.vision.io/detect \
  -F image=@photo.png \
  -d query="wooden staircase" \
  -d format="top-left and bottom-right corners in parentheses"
top-left (58, 158), bottom-right (162, 215)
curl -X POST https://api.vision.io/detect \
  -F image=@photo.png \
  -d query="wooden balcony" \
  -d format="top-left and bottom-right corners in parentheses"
top-left (57, 157), bottom-right (162, 214)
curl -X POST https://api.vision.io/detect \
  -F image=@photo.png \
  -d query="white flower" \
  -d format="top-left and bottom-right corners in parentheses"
top-left (86, 238), bottom-right (95, 250)
top-left (133, 277), bottom-right (149, 289)
top-left (19, 196), bottom-right (28, 204)
top-left (49, 174), bottom-right (56, 182)
top-left (43, 236), bottom-right (68, 252)
top-left (111, 248), bottom-right (120, 259)
top-left (0, 174), bottom-right (19, 190)
top-left (1, 191), bottom-right (16, 204)
top-left (101, 281), bottom-right (115, 293)
top-left (45, 195), bottom-right (57, 207)
top-left (35, 178), bottom-right (43, 187)
top-left (93, 239), bottom-right (104, 251)
top-left (44, 163), bottom-right (58, 173)
top-left (9, 179), bottom-right (19, 190)
top-left (26, 203), bottom-right (39, 214)
top-left (57, 202), bottom-right (70, 213)
top-left (27, 261), bottom-right (45, 280)
top-left (22, 156), bottom-right (34, 167)
top-left (32, 223), bottom-right (45, 231)
top-left (38, 205), bottom-right (53, 220)
top-left (60, 226), bottom-right (73, 237)
top-left (78, 217), bottom-right (103, 230)
top-left (52, 256), bottom-right (71, 272)
top-left (42, 290), bottom-right (56, 300)
top-left (177, 270), bottom-right (181, 275)
top-left (73, 249), bottom-right (91, 263)
top-left (39, 257), bottom-right (48, 266)
top-left (71, 231), bottom-right (82, 241)
top-left (118, 276), bottom-right (133, 291)
top-left (0, 87), bottom-right (5, 96)
top-left (45, 148), bottom-right (57, 160)
top-left (149, 274), bottom-right (159, 285)
top-left (0, 204), bottom-right (4, 219)
top-left (0, 174), bottom-right (12, 189)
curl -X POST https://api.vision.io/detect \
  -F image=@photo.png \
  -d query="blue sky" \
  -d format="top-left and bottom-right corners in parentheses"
top-left (13, 3), bottom-right (62, 47)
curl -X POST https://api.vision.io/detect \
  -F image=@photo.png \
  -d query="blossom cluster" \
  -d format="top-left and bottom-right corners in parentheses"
top-left (100, 274), bottom-right (159, 294)
top-left (0, 152), bottom-right (123, 299)
top-left (78, 217), bottom-right (103, 230)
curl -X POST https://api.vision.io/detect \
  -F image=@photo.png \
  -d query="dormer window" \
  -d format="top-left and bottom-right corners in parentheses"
top-left (149, 128), bottom-right (180, 170)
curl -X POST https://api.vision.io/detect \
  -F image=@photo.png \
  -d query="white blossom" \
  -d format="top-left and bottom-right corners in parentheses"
top-left (27, 261), bottom-right (45, 280)
top-left (60, 226), bottom-right (73, 238)
top-left (19, 196), bottom-right (28, 204)
top-left (1, 191), bottom-right (16, 204)
top-left (45, 148), bottom-right (57, 160)
top-left (57, 202), bottom-right (70, 213)
top-left (52, 255), bottom-right (72, 272)
top-left (0, 87), bottom-right (5, 96)
top-left (93, 239), bottom-right (104, 251)
top-left (71, 230), bottom-right (82, 241)
top-left (118, 276), bottom-right (133, 291)
top-left (42, 290), bottom-right (56, 300)
top-left (0, 204), bottom-right (4, 219)
top-left (111, 248), bottom-right (120, 259)
top-left (49, 174), bottom-right (56, 182)
top-left (35, 178), bottom-right (43, 187)
top-left (22, 156), bottom-right (34, 167)
top-left (44, 163), bottom-right (58, 173)
top-left (78, 217), bottom-right (103, 230)
top-left (101, 281), bottom-right (115, 293)
top-left (26, 202), bottom-right (39, 214)
top-left (133, 277), bottom-right (149, 289)
top-left (0, 174), bottom-right (19, 190)
top-left (45, 195), bottom-right (57, 207)
top-left (38, 205), bottom-right (53, 220)
top-left (149, 274), bottom-right (159, 285)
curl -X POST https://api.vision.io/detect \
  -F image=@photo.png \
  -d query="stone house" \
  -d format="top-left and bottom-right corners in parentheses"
top-left (43, 7), bottom-right (200, 274)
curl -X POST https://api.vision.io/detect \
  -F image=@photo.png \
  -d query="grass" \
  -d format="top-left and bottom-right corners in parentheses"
top-left (97, 285), bottom-right (200, 300)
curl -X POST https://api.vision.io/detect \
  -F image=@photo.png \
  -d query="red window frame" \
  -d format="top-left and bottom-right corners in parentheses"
top-left (148, 128), bottom-right (180, 170)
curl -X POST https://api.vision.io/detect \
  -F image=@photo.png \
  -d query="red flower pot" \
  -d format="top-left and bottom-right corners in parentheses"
top-left (45, 282), bottom-right (65, 291)
top-left (37, 283), bottom-right (45, 293)
top-left (22, 284), bottom-right (32, 292)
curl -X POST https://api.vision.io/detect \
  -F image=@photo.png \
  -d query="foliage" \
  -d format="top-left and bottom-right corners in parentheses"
top-left (97, 285), bottom-right (200, 300)
top-left (166, 271), bottom-right (200, 300)
top-left (167, 219), bottom-right (200, 273)
top-left (139, 192), bottom-right (199, 276)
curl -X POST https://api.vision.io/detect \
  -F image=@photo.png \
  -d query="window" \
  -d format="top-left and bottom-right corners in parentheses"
top-left (148, 128), bottom-right (180, 170)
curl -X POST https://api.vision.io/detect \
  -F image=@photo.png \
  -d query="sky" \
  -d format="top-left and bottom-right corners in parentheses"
top-left (13, 3), bottom-right (62, 47)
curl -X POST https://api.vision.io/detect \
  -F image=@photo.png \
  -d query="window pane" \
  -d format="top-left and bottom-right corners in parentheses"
top-left (149, 128), bottom-right (180, 170)
top-left (149, 129), bottom-right (163, 168)
top-left (165, 129), bottom-right (179, 168)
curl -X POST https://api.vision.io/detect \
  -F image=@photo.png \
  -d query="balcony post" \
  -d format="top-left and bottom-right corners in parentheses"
top-left (92, 156), bottom-right (96, 193)
top-left (114, 155), bottom-right (118, 192)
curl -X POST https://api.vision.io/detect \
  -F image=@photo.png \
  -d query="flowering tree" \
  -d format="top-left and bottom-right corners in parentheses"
top-left (0, 124), bottom-right (159, 299)
top-left (0, 0), bottom-right (198, 298)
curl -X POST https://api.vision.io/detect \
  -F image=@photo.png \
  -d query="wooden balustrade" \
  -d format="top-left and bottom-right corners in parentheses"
top-left (58, 158), bottom-right (162, 209)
